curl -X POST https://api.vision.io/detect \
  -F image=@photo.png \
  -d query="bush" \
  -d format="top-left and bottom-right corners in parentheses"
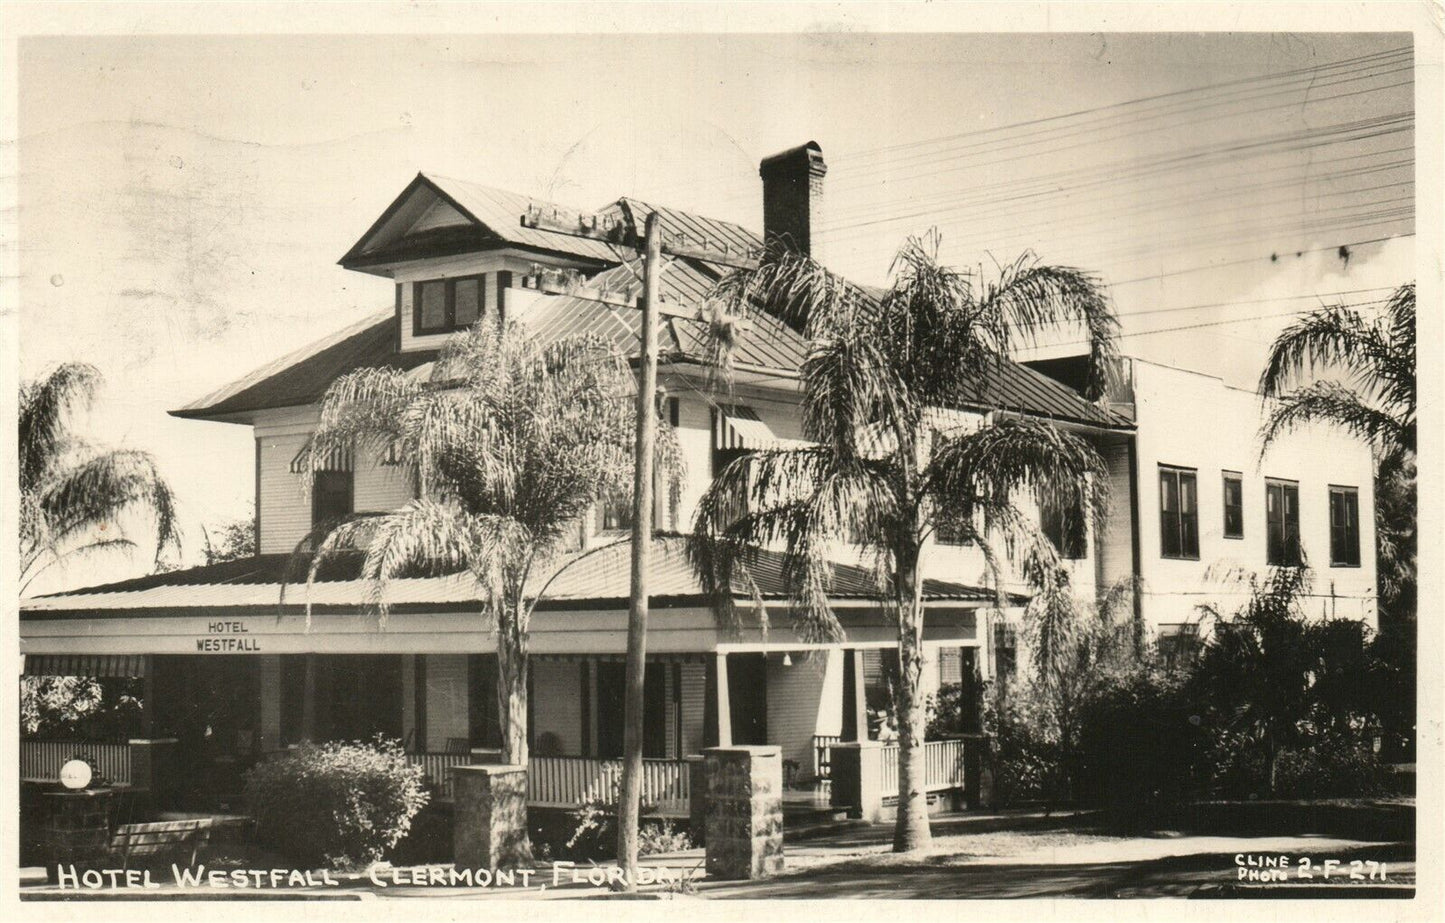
top-left (1273, 738), bottom-right (1391, 799)
top-left (1073, 667), bottom-right (1208, 807)
top-left (243, 737), bottom-right (428, 869)
top-left (566, 797), bottom-right (692, 861)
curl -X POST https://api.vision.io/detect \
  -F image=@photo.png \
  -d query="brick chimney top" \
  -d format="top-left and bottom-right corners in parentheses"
top-left (759, 141), bottom-right (827, 259)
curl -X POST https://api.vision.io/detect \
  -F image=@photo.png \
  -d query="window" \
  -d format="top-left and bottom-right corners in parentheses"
top-left (1266, 479), bottom-right (1302, 566)
top-left (935, 501), bottom-right (974, 546)
top-left (311, 470), bottom-right (353, 529)
top-left (1159, 466), bottom-right (1199, 559)
top-left (1329, 486), bottom-right (1361, 567)
top-left (1040, 493), bottom-right (1087, 559)
top-left (412, 274), bottom-right (487, 336)
top-left (598, 494), bottom-right (633, 533)
top-left (1222, 472), bottom-right (1244, 539)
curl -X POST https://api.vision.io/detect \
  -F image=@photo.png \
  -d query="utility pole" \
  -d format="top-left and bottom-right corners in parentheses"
top-left (617, 213), bottom-right (661, 884)
top-left (519, 202), bottom-right (754, 888)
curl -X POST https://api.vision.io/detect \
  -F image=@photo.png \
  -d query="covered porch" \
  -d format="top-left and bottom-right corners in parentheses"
top-left (20, 538), bottom-right (1003, 817)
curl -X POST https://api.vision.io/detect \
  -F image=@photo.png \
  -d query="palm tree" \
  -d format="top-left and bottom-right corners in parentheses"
top-left (689, 235), bottom-right (1120, 852)
top-left (1259, 282), bottom-right (1415, 456)
top-left (1258, 282), bottom-right (1415, 626)
top-left (20, 362), bottom-right (180, 594)
top-left (297, 322), bottom-right (669, 769)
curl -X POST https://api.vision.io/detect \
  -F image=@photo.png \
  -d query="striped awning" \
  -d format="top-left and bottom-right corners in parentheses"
top-left (290, 439), bottom-right (354, 474)
top-left (714, 404), bottom-right (811, 451)
top-left (24, 654), bottom-right (149, 678)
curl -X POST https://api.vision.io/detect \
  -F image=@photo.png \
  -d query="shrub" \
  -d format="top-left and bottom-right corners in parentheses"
top-left (566, 797), bottom-right (692, 861)
top-left (1273, 737), bottom-right (1391, 799)
top-left (1073, 667), bottom-right (1208, 807)
top-left (243, 737), bottom-right (428, 869)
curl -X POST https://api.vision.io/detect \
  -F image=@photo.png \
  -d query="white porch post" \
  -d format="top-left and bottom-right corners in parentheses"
top-left (714, 652), bottom-right (732, 748)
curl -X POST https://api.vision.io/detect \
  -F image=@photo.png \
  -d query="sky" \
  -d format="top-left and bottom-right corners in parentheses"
top-left (15, 31), bottom-right (1416, 594)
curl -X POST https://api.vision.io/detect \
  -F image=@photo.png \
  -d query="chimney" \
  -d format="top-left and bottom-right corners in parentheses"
top-left (759, 141), bottom-right (827, 261)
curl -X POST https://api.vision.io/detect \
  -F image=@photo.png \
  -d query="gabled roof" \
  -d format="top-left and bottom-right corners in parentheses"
top-left (21, 536), bottom-right (1009, 619)
top-left (171, 309), bottom-right (431, 422)
top-left (339, 173), bottom-right (623, 271)
top-left (182, 170), bottom-right (1131, 429)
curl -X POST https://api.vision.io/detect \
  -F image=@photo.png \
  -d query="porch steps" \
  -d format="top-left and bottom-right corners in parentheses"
top-left (781, 799), bottom-right (856, 841)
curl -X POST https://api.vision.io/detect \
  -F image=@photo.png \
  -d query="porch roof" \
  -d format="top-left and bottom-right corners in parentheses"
top-left (20, 535), bottom-right (1015, 620)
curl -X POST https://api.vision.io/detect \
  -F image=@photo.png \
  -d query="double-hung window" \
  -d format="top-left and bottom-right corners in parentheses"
top-left (1328, 486), bottom-right (1361, 567)
top-left (1266, 479), bottom-right (1302, 566)
top-left (1159, 465), bottom-right (1199, 559)
top-left (412, 275), bottom-right (485, 336)
top-left (1040, 492), bottom-right (1087, 559)
top-left (1222, 471), bottom-right (1244, 539)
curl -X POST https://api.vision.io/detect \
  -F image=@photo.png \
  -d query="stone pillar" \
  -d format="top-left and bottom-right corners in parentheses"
top-left (964, 735), bottom-right (995, 810)
top-left (829, 740), bottom-right (884, 823)
top-left (43, 789), bottom-right (114, 883)
top-left (685, 754), bottom-right (707, 845)
top-left (451, 764), bottom-right (531, 871)
top-left (703, 745), bottom-right (783, 881)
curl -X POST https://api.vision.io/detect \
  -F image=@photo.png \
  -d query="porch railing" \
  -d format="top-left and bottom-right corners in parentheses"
top-left (404, 753), bottom-right (690, 815)
top-left (20, 740), bottom-right (133, 786)
top-left (528, 756), bottom-right (689, 815)
top-left (405, 752), bottom-right (474, 802)
top-left (879, 738), bottom-right (968, 796)
top-left (813, 734), bottom-right (841, 780)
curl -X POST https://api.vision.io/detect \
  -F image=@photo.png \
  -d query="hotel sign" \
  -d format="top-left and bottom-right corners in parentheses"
top-left (196, 620), bottom-right (262, 652)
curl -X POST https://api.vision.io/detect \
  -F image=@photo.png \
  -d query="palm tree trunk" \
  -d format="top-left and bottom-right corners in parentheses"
top-left (892, 544), bottom-right (933, 853)
top-left (496, 609), bottom-right (529, 767)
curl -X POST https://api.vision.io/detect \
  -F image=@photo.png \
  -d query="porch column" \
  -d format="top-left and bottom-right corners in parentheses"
top-left (300, 654), bottom-right (317, 741)
top-left (141, 655), bottom-right (155, 738)
top-left (840, 648), bottom-right (867, 743)
top-left (258, 656), bottom-right (282, 752)
top-left (703, 652), bottom-right (733, 748)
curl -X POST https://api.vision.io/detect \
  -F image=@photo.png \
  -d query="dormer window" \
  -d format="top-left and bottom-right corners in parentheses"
top-left (412, 274), bottom-right (485, 336)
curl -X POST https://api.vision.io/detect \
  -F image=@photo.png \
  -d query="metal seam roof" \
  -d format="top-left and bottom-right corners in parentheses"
top-left (21, 538), bottom-right (1007, 617)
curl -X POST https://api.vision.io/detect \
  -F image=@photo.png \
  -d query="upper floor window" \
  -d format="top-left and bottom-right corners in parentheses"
top-left (1328, 486), bottom-right (1361, 567)
top-left (933, 495), bottom-right (976, 546)
top-left (1265, 479), bottom-right (1302, 567)
top-left (598, 494), bottom-right (633, 533)
top-left (412, 275), bottom-right (485, 336)
top-left (312, 470), bottom-right (354, 530)
top-left (1222, 471), bottom-right (1244, 539)
top-left (1159, 465), bottom-right (1199, 559)
top-left (1040, 492), bottom-right (1087, 560)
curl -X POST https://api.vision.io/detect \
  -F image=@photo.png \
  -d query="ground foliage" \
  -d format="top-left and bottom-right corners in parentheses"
top-left (243, 737), bottom-right (429, 869)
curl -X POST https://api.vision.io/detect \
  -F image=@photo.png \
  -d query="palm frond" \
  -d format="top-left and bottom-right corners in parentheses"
top-left (977, 256), bottom-right (1121, 400)
top-left (925, 415), bottom-right (1108, 533)
top-left (19, 362), bottom-right (101, 492)
top-left (1258, 302), bottom-right (1393, 399)
top-left (36, 448), bottom-right (181, 568)
top-left (1258, 380), bottom-right (1408, 454)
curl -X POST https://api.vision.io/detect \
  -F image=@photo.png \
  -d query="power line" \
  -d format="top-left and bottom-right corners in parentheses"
top-left (813, 112), bottom-right (1412, 242)
top-left (641, 44), bottom-right (1413, 204)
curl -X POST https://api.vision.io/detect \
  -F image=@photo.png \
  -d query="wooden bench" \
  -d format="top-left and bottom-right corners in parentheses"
top-left (109, 818), bottom-right (213, 869)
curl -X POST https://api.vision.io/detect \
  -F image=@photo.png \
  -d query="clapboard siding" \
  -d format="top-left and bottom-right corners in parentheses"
top-left (532, 659), bottom-right (583, 756)
top-left (766, 652), bottom-right (830, 774)
top-left (678, 661), bottom-right (706, 755)
top-left (423, 654), bottom-right (469, 752)
top-left (257, 431), bottom-right (313, 554)
top-left (1097, 440), bottom-right (1136, 597)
